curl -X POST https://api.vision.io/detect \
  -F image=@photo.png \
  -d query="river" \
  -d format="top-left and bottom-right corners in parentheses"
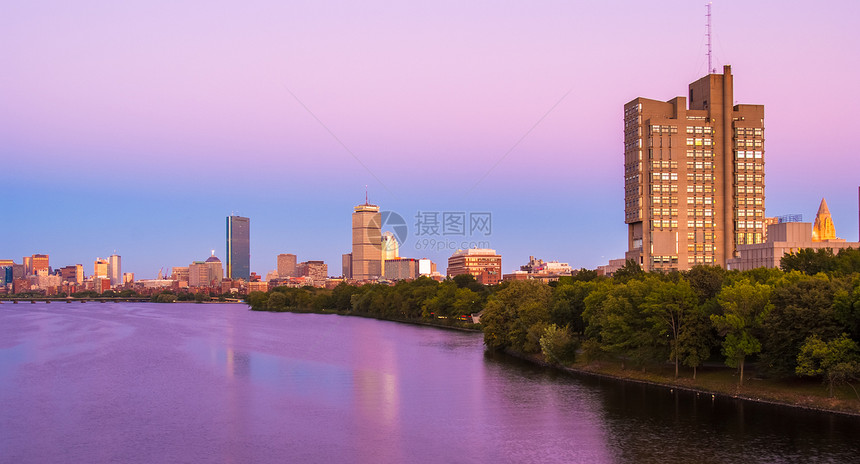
top-left (0, 302), bottom-right (858, 463)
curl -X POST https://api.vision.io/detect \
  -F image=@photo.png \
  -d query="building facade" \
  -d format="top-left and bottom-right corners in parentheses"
top-left (227, 215), bottom-right (250, 280)
top-left (624, 65), bottom-right (765, 272)
top-left (94, 258), bottom-right (109, 278)
top-left (277, 253), bottom-right (297, 278)
top-left (446, 248), bottom-right (502, 285)
top-left (108, 254), bottom-right (121, 287)
top-left (384, 258), bottom-right (420, 281)
top-left (351, 202), bottom-right (381, 281)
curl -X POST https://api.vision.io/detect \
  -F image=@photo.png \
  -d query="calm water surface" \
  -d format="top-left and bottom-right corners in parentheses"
top-left (0, 302), bottom-right (858, 463)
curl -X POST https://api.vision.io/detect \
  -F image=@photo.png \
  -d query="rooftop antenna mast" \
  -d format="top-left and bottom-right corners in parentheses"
top-left (706, 2), bottom-right (715, 74)
top-left (365, 185), bottom-right (368, 205)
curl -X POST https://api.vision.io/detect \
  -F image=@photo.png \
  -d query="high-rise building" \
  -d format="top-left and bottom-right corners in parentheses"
top-left (342, 253), bottom-right (352, 279)
top-left (93, 258), bottom-right (109, 278)
top-left (31, 254), bottom-right (49, 276)
top-left (296, 260), bottom-right (328, 283)
top-left (381, 231), bottom-right (399, 261)
top-left (108, 254), bottom-right (121, 287)
top-left (624, 65), bottom-right (765, 271)
top-left (205, 254), bottom-right (223, 285)
top-left (277, 253), bottom-right (297, 278)
top-left (227, 215), bottom-right (250, 281)
top-left (352, 202), bottom-right (382, 280)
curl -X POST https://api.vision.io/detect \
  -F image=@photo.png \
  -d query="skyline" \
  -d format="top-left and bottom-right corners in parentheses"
top-left (3, 1), bottom-right (859, 279)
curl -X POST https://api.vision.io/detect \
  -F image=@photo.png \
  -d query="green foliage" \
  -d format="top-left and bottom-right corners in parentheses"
top-left (153, 293), bottom-right (177, 303)
top-left (550, 281), bottom-right (598, 335)
top-left (781, 248), bottom-right (837, 275)
top-left (686, 265), bottom-right (726, 304)
top-left (612, 259), bottom-right (645, 283)
top-left (711, 279), bottom-right (772, 386)
top-left (540, 324), bottom-right (578, 365)
top-left (267, 291), bottom-right (287, 311)
top-left (796, 334), bottom-right (860, 397)
top-left (834, 278), bottom-right (860, 340)
top-left (246, 291), bottom-right (269, 310)
top-left (482, 280), bottom-right (552, 353)
top-left (643, 278), bottom-right (706, 378)
top-left (760, 275), bottom-right (841, 377)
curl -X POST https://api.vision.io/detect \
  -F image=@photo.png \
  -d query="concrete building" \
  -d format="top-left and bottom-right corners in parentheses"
top-left (503, 256), bottom-right (572, 283)
top-left (597, 258), bottom-right (627, 277)
top-left (624, 65), bottom-right (765, 272)
top-left (384, 258), bottom-right (420, 281)
top-left (728, 199), bottom-right (858, 270)
top-left (342, 253), bottom-right (352, 279)
top-left (30, 254), bottom-right (49, 276)
top-left (93, 258), bottom-right (109, 278)
top-left (59, 265), bottom-right (84, 283)
top-left (108, 254), bottom-right (121, 287)
top-left (277, 253), bottom-right (297, 278)
top-left (171, 267), bottom-right (189, 284)
top-left (447, 248), bottom-right (502, 285)
top-left (205, 254), bottom-right (224, 286)
top-left (227, 215), bottom-right (250, 281)
top-left (188, 261), bottom-right (209, 288)
top-left (352, 201), bottom-right (382, 281)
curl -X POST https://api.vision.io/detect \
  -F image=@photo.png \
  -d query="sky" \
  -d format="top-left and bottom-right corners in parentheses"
top-left (2, 0), bottom-right (859, 279)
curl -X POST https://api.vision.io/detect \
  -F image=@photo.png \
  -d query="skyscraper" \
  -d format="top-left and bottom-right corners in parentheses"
top-left (94, 258), bottom-right (109, 278)
top-left (227, 215), bottom-right (250, 280)
top-left (381, 231), bottom-right (399, 260)
top-left (624, 65), bottom-right (764, 272)
top-left (352, 201), bottom-right (381, 281)
top-left (277, 253), bottom-right (297, 278)
top-left (108, 254), bottom-right (121, 287)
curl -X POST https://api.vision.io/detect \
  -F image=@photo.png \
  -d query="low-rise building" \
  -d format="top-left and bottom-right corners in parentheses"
top-left (447, 248), bottom-right (502, 285)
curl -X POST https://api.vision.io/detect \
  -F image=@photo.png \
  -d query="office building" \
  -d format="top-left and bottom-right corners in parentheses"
top-left (59, 265), bottom-right (84, 284)
top-left (227, 215), bottom-right (250, 281)
top-left (352, 201), bottom-right (382, 280)
top-left (342, 253), bottom-right (352, 279)
top-left (296, 260), bottom-right (328, 283)
top-left (381, 231), bottom-right (399, 261)
top-left (277, 254), bottom-right (297, 278)
top-left (94, 258), bottom-right (109, 278)
top-left (108, 254), bottom-right (121, 287)
top-left (205, 254), bottom-right (224, 285)
top-left (624, 65), bottom-right (764, 271)
top-left (31, 254), bottom-right (49, 276)
top-left (447, 248), bottom-right (502, 285)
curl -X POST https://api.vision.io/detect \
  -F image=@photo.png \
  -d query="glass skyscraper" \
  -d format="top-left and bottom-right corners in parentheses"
top-left (227, 215), bottom-right (250, 280)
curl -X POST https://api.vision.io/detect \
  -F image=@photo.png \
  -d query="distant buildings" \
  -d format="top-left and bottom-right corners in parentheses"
top-left (447, 248), bottom-right (502, 285)
top-left (227, 215), bottom-right (250, 281)
top-left (277, 253), bottom-right (297, 278)
top-left (728, 199), bottom-right (860, 271)
top-left (503, 256), bottom-right (571, 283)
top-left (296, 260), bottom-right (327, 284)
top-left (93, 258), bottom-right (109, 278)
top-left (350, 201), bottom-right (382, 281)
top-left (109, 254), bottom-right (121, 287)
top-left (384, 258), bottom-right (420, 280)
top-left (188, 254), bottom-right (224, 288)
top-left (381, 231), bottom-right (399, 260)
top-left (624, 65), bottom-right (765, 272)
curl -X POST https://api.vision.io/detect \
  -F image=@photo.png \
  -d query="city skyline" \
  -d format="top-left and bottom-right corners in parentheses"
top-left (3, 1), bottom-right (859, 279)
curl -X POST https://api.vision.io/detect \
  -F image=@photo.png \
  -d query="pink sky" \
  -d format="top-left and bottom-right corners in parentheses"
top-left (2, 1), bottom-right (859, 277)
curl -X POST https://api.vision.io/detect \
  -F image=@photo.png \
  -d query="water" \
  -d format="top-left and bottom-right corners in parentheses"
top-left (0, 302), bottom-right (858, 463)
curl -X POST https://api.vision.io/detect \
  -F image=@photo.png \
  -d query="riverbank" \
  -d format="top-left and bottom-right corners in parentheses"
top-left (248, 305), bottom-right (483, 333)
top-left (502, 349), bottom-right (860, 417)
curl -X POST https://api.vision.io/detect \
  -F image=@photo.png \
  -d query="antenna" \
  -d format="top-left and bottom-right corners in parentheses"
top-left (365, 185), bottom-right (368, 205)
top-left (706, 2), bottom-right (715, 74)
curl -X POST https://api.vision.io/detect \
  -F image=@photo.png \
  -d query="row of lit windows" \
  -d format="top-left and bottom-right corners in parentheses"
top-left (651, 208), bottom-right (678, 217)
top-left (736, 162), bottom-right (762, 171)
top-left (688, 244), bottom-right (716, 253)
top-left (736, 150), bottom-right (763, 159)
top-left (652, 256), bottom-right (679, 264)
top-left (736, 232), bottom-right (763, 245)
top-left (652, 196), bottom-right (678, 205)
top-left (736, 174), bottom-right (763, 183)
top-left (650, 160), bottom-right (678, 169)
top-left (688, 256), bottom-right (716, 264)
top-left (737, 197), bottom-right (763, 206)
top-left (687, 197), bottom-right (714, 205)
top-left (688, 185), bottom-right (716, 194)
top-left (734, 127), bottom-right (763, 137)
top-left (737, 186), bottom-right (763, 194)
top-left (652, 172), bottom-right (679, 181)
top-left (652, 219), bottom-right (678, 228)
top-left (652, 184), bottom-right (678, 193)
top-left (688, 220), bottom-right (716, 228)
top-left (687, 149), bottom-right (715, 158)
top-left (650, 125), bottom-right (678, 134)
top-left (736, 209), bottom-right (763, 218)
top-left (686, 126), bottom-right (713, 135)
top-left (687, 161), bottom-right (714, 170)
top-left (687, 232), bottom-right (716, 241)
top-left (736, 139), bottom-right (763, 149)
top-left (737, 220), bottom-right (763, 229)
top-left (687, 138), bottom-right (713, 147)
top-left (689, 209), bottom-right (713, 218)
top-left (688, 173), bottom-right (714, 182)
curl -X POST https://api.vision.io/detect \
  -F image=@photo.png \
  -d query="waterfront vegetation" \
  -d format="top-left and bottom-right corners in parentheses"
top-left (245, 247), bottom-right (860, 413)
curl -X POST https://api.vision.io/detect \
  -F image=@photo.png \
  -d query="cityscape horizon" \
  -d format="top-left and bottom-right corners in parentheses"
top-left (4, 1), bottom-right (859, 279)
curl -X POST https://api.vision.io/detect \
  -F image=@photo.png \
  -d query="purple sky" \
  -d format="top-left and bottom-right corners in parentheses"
top-left (3, 1), bottom-right (859, 279)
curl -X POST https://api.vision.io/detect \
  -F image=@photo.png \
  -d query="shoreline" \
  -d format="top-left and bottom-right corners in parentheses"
top-left (499, 349), bottom-right (860, 419)
top-left (248, 306), bottom-right (483, 333)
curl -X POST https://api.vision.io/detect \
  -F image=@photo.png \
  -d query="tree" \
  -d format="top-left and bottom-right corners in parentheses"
top-left (711, 279), bottom-right (772, 387)
top-left (796, 334), bottom-right (860, 398)
top-left (643, 278), bottom-right (701, 378)
top-left (481, 280), bottom-right (552, 353)
top-left (760, 275), bottom-right (841, 377)
top-left (834, 279), bottom-right (860, 340)
top-left (540, 324), bottom-right (577, 365)
top-left (246, 291), bottom-right (269, 310)
top-left (550, 281), bottom-right (598, 335)
top-left (267, 291), bottom-right (287, 311)
top-left (686, 265), bottom-right (726, 304)
top-left (612, 259), bottom-right (644, 283)
top-left (780, 248), bottom-right (837, 275)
